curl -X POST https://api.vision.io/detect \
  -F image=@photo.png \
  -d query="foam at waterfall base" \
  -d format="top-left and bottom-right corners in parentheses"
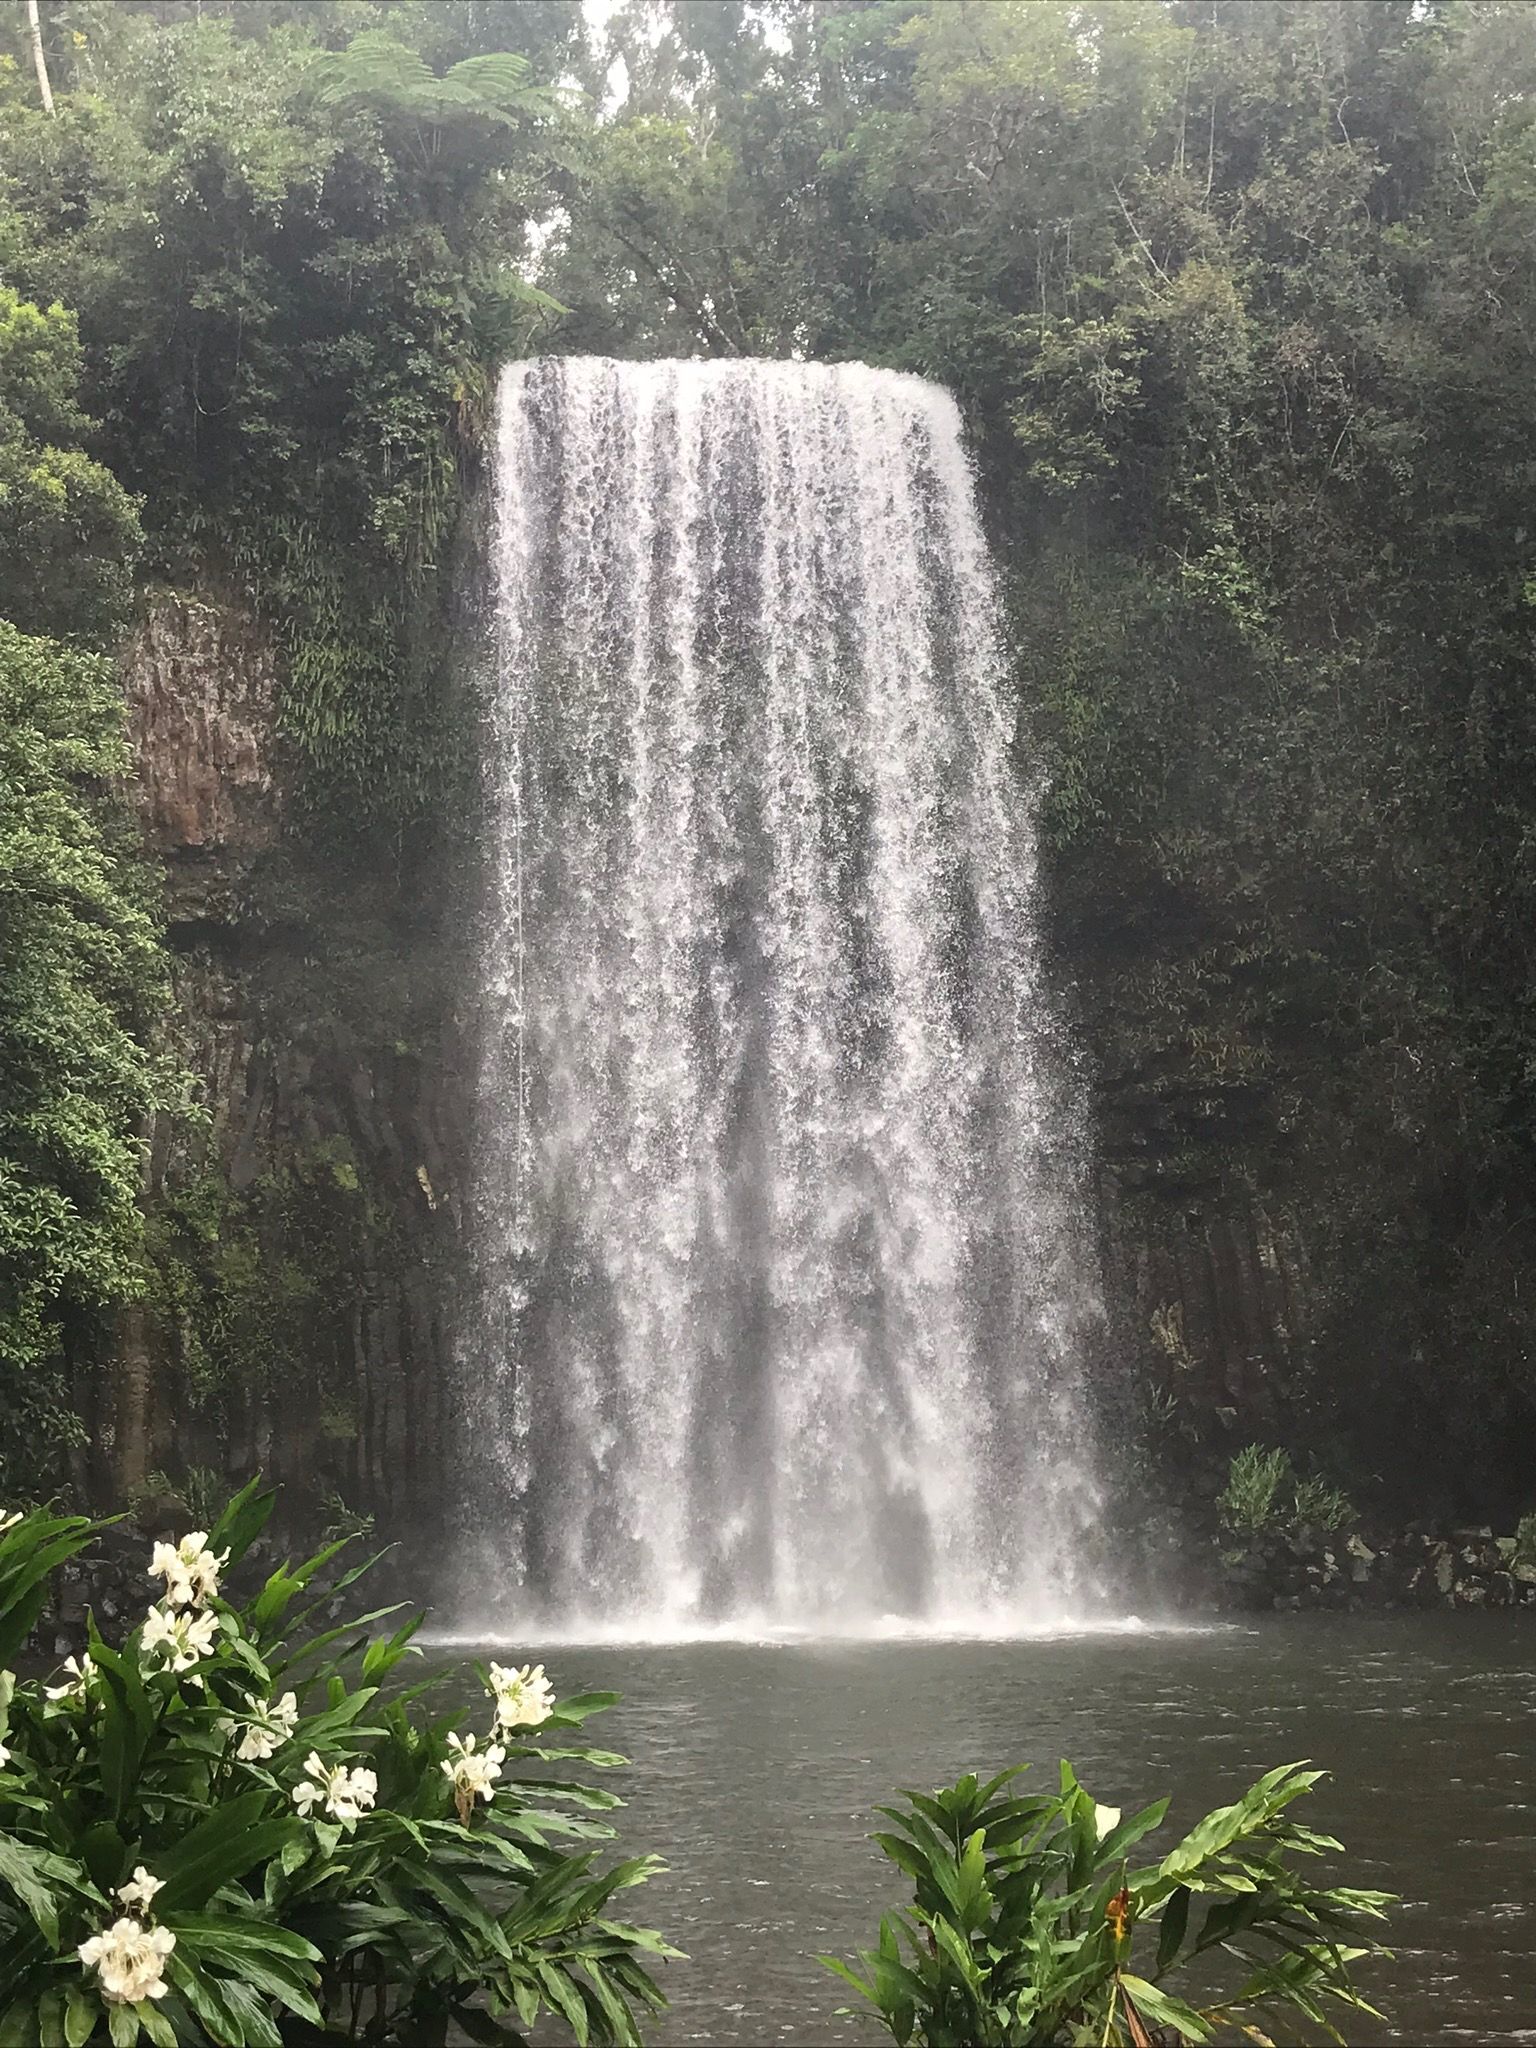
top-left (420, 1610), bottom-right (1229, 1651)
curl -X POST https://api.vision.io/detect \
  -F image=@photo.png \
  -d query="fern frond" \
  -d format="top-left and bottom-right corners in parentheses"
top-left (305, 34), bottom-right (555, 128)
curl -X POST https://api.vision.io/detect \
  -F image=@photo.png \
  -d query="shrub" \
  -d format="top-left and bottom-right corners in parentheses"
top-left (826, 1760), bottom-right (1391, 2046)
top-left (1290, 1474), bottom-right (1355, 1534)
top-left (1217, 1448), bottom-right (1356, 1539)
top-left (0, 1483), bottom-right (675, 2045)
top-left (1216, 1445), bottom-right (1293, 1533)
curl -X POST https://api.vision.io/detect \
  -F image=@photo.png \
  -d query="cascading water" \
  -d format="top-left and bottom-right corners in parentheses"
top-left (455, 357), bottom-right (1105, 1638)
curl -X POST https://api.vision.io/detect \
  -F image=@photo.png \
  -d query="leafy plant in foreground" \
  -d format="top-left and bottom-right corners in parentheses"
top-left (0, 1484), bottom-right (676, 2044)
top-left (826, 1759), bottom-right (1391, 2045)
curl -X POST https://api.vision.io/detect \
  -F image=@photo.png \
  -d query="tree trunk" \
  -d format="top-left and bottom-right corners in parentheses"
top-left (25, 0), bottom-right (55, 116)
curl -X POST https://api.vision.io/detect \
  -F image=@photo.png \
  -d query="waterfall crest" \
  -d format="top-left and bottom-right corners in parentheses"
top-left (458, 357), bottom-right (1104, 1636)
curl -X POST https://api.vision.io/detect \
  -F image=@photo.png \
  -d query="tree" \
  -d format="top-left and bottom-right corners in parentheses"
top-left (24, 0), bottom-right (52, 114)
top-left (0, 288), bottom-right (140, 642)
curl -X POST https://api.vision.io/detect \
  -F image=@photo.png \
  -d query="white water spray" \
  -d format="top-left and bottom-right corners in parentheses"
top-left (456, 357), bottom-right (1104, 1637)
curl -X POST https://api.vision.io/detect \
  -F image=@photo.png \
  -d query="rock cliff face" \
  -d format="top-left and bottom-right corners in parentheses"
top-left (114, 595), bottom-right (469, 1539)
top-left (125, 598), bottom-right (284, 870)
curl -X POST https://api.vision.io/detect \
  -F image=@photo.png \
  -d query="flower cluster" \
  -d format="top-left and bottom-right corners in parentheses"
top-left (44, 1653), bottom-right (95, 1705)
top-left (442, 1730), bottom-right (505, 1823)
top-left (142, 1604), bottom-right (218, 1674)
top-left (78, 1918), bottom-right (175, 2006)
top-left (292, 1751), bottom-right (377, 1825)
top-left (487, 1660), bottom-right (555, 1732)
top-left (116, 1866), bottom-right (164, 1914)
top-left (149, 1530), bottom-right (228, 1609)
top-left (0, 1509), bottom-right (22, 1536)
top-left (221, 1689), bottom-right (298, 1762)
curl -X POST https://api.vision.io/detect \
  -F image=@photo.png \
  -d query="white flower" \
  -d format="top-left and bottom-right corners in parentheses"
top-left (148, 1530), bottom-right (228, 1609)
top-left (141, 1604), bottom-right (218, 1673)
top-left (0, 1741), bottom-right (11, 1768)
top-left (78, 1917), bottom-right (175, 2005)
top-left (486, 1661), bottom-right (555, 1732)
top-left (115, 1866), bottom-right (164, 1914)
top-left (291, 1750), bottom-right (377, 1825)
top-left (220, 1689), bottom-right (298, 1762)
top-left (44, 1653), bottom-right (96, 1703)
top-left (441, 1730), bottom-right (505, 1822)
top-left (0, 1510), bottom-right (23, 1535)
top-left (1093, 1803), bottom-right (1122, 1841)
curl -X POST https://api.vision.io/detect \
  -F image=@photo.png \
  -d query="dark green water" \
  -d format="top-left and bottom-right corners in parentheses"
top-left (438, 1617), bottom-right (1536, 2044)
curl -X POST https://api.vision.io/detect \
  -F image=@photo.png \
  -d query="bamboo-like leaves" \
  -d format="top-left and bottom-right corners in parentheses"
top-left (827, 1758), bottom-right (1392, 2045)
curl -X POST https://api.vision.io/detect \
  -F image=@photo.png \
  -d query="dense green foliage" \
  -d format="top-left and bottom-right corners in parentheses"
top-left (0, 623), bottom-right (178, 1496)
top-left (0, 204), bottom-right (159, 1492)
top-left (0, 0), bottom-right (585, 1493)
top-left (1, 0), bottom-right (580, 825)
top-left (828, 1760), bottom-right (1390, 2045)
top-left (0, 1482), bottom-right (673, 2044)
top-left (2, 0), bottom-right (1536, 1522)
top-left (0, 284), bottom-right (139, 641)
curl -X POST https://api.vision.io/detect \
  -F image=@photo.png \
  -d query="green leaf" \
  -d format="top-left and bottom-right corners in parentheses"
top-left (106, 2004), bottom-right (139, 2048)
top-left (63, 1987), bottom-right (96, 2048)
top-left (78, 1823), bottom-right (129, 1897)
top-left (1119, 1973), bottom-right (1212, 2042)
top-left (536, 1960), bottom-right (591, 2043)
top-left (1156, 1883), bottom-right (1192, 1973)
top-left (544, 1692), bottom-right (620, 1727)
top-left (167, 1917), bottom-right (320, 1964)
top-left (36, 1985), bottom-right (66, 2048)
top-left (134, 2002), bottom-right (177, 2048)
top-left (0, 1837), bottom-right (72, 1946)
top-left (154, 1791), bottom-right (299, 1912)
top-left (360, 1617), bottom-right (422, 1684)
top-left (207, 1477), bottom-right (275, 1571)
top-left (1098, 1798), bottom-right (1169, 1865)
top-left (209, 1980), bottom-right (283, 2048)
top-left (92, 1633), bottom-right (155, 1821)
top-left (167, 1955), bottom-right (246, 2043)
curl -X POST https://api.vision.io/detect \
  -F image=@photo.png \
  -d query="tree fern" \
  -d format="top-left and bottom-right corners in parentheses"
top-left (305, 31), bottom-right (556, 130)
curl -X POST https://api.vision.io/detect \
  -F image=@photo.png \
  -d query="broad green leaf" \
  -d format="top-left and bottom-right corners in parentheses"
top-left (1119, 1972), bottom-right (1213, 2042)
top-left (207, 1477), bottom-right (275, 1571)
top-left (0, 1837), bottom-right (70, 1945)
top-left (154, 1790), bottom-right (299, 1911)
top-left (1156, 1883), bottom-right (1193, 1973)
top-left (63, 1987), bottom-right (97, 2048)
top-left (106, 2003), bottom-right (140, 2048)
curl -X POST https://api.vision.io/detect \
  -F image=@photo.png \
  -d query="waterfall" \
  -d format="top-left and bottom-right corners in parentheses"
top-left (456, 357), bottom-right (1105, 1638)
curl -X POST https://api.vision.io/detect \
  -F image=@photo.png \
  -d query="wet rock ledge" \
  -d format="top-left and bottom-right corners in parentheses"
top-left (1216, 1526), bottom-right (1536, 1613)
